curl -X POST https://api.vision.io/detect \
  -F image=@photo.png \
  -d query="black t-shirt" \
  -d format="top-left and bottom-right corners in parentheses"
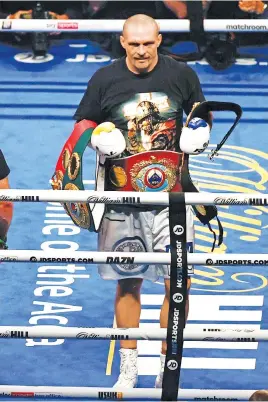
top-left (74, 54), bottom-right (205, 155)
top-left (0, 150), bottom-right (10, 180)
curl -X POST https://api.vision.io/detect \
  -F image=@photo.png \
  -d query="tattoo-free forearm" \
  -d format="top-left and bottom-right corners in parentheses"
top-left (0, 202), bottom-right (13, 240)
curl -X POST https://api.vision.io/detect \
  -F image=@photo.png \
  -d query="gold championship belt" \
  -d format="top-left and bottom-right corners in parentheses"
top-left (105, 150), bottom-right (184, 193)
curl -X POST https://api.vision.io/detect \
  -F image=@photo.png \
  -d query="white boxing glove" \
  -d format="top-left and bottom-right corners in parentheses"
top-left (180, 117), bottom-right (210, 155)
top-left (90, 122), bottom-right (126, 158)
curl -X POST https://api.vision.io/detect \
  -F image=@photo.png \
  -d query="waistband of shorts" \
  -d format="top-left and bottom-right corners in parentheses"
top-left (106, 205), bottom-right (165, 213)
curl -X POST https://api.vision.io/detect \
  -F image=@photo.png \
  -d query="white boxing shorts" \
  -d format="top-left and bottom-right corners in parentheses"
top-left (98, 206), bottom-right (194, 281)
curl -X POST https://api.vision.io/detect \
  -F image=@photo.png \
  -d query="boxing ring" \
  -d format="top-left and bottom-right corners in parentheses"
top-left (1, 15), bottom-right (268, 402)
top-left (0, 190), bottom-right (267, 400)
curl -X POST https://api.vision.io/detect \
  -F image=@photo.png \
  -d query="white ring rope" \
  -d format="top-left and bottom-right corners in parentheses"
top-left (0, 385), bottom-right (255, 400)
top-left (0, 326), bottom-right (267, 341)
top-left (0, 18), bottom-right (268, 33)
top-left (0, 190), bottom-right (266, 399)
top-left (0, 189), bottom-right (267, 206)
top-left (0, 250), bottom-right (268, 265)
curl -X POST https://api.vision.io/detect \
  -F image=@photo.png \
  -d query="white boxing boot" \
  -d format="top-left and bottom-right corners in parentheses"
top-left (113, 348), bottom-right (138, 388)
top-left (155, 352), bottom-right (165, 388)
top-left (155, 353), bottom-right (181, 389)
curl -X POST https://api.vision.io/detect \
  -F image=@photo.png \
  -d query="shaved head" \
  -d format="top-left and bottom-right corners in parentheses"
top-left (122, 14), bottom-right (159, 37)
top-left (120, 14), bottom-right (162, 74)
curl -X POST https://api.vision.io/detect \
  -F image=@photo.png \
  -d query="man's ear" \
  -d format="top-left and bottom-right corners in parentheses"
top-left (157, 34), bottom-right (162, 47)
top-left (120, 35), bottom-right (126, 49)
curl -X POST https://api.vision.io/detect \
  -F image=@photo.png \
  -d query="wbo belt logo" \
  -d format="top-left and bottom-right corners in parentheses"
top-left (130, 160), bottom-right (177, 192)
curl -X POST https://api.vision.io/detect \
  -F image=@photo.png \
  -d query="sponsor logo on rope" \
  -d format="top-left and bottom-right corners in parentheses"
top-left (213, 196), bottom-right (267, 208)
top-left (203, 328), bottom-right (255, 333)
top-left (10, 331), bottom-right (29, 338)
top-left (167, 359), bottom-right (178, 370)
top-left (110, 335), bottom-right (129, 340)
top-left (106, 256), bottom-right (135, 265)
top-left (213, 197), bottom-right (248, 205)
top-left (249, 198), bottom-right (268, 206)
top-left (173, 225), bottom-right (184, 235)
top-left (0, 331), bottom-right (10, 338)
top-left (122, 197), bottom-right (141, 204)
top-left (76, 332), bottom-right (100, 339)
top-left (0, 256), bottom-right (18, 262)
top-left (57, 22), bottom-right (78, 30)
top-left (172, 293), bottom-right (184, 303)
top-left (206, 258), bottom-right (268, 265)
top-left (41, 257), bottom-right (94, 263)
top-left (1, 20), bottom-right (12, 29)
top-left (193, 397), bottom-right (238, 401)
top-left (11, 392), bottom-right (35, 397)
top-left (21, 196), bottom-right (40, 202)
top-left (87, 196), bottom-right (121, 204)
top-left (0, 331), bottom-right (29, 339)
top-left (30, 256), bottom-right (94, 263)
top-left (0, 196), bottom-right (20, 201)
top-left (98, 392), bottom-right (123, 400)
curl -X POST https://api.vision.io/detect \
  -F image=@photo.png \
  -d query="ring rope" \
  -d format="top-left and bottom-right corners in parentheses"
top-left (0, 189), bottom-right (267, 206)
top-left (0, 190), bottom-right (267, 398)
top-left (0, 18), bottom-right (267, 33)
top-left (0, 250), bottom-right (268, 265)
top-left (0, 326), bottom-right (267, 341)
top-left (0, 385), bottom-right (255, 400)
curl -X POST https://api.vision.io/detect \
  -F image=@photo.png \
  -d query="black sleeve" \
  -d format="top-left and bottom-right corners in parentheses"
top-left (73, 71), bottom-right (103, 123)
top-left (182, 66), bottom-right (206, 116)
top-left (0, 150), bottom-right (10, 180)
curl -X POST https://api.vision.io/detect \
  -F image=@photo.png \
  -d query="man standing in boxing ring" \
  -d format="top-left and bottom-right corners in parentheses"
top-left (53, 14), bottom-right (213, 389)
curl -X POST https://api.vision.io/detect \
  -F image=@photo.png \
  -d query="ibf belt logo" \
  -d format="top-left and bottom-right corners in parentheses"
top-left (173, 225), bottom-right (184, 235)
top-left (167, 359), bottom-right (178, 370)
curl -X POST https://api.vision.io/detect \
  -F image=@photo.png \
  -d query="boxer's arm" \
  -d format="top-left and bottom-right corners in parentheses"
top-left (180, 67), bottom-right (213, 154)
top-left (73, 72), bottom-right (103, 123)
top-left (0, 151), bottom-right (13, 248)
top-left (182, 66), bottom-right (213, 128)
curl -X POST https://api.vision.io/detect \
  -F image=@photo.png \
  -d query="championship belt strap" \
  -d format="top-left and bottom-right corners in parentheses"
top-left (186, 100), bottom-right (242, 159)
top-left (184, 100), bottom-right (242, 251)
top-left (51, 120), bottom-right (97, 231)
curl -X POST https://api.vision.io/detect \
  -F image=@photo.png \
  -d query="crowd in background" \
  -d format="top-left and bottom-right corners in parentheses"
top-left (0, 1), bottom-right (268, 69)
top-left (0, 1), bottom-right (267, 20)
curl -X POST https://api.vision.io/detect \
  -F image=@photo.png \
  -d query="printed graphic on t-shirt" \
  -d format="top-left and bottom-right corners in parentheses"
top-left (118, 92), bottom-right (177, 155)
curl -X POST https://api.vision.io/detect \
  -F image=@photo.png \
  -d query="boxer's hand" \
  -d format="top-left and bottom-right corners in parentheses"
top-left (239, 0), bottom-right (266, 14)
top-left (49, 11), bottom-right (69, 19)
top-left (8, 10), bottom-right (32, 19)
top-left (91, 122), bottom-right (126, 158)
top-left (180, 117), bottom-right (210, 154)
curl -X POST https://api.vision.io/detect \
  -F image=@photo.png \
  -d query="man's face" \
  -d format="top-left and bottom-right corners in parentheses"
top-left (120, 24), bottom-right (162, 73)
